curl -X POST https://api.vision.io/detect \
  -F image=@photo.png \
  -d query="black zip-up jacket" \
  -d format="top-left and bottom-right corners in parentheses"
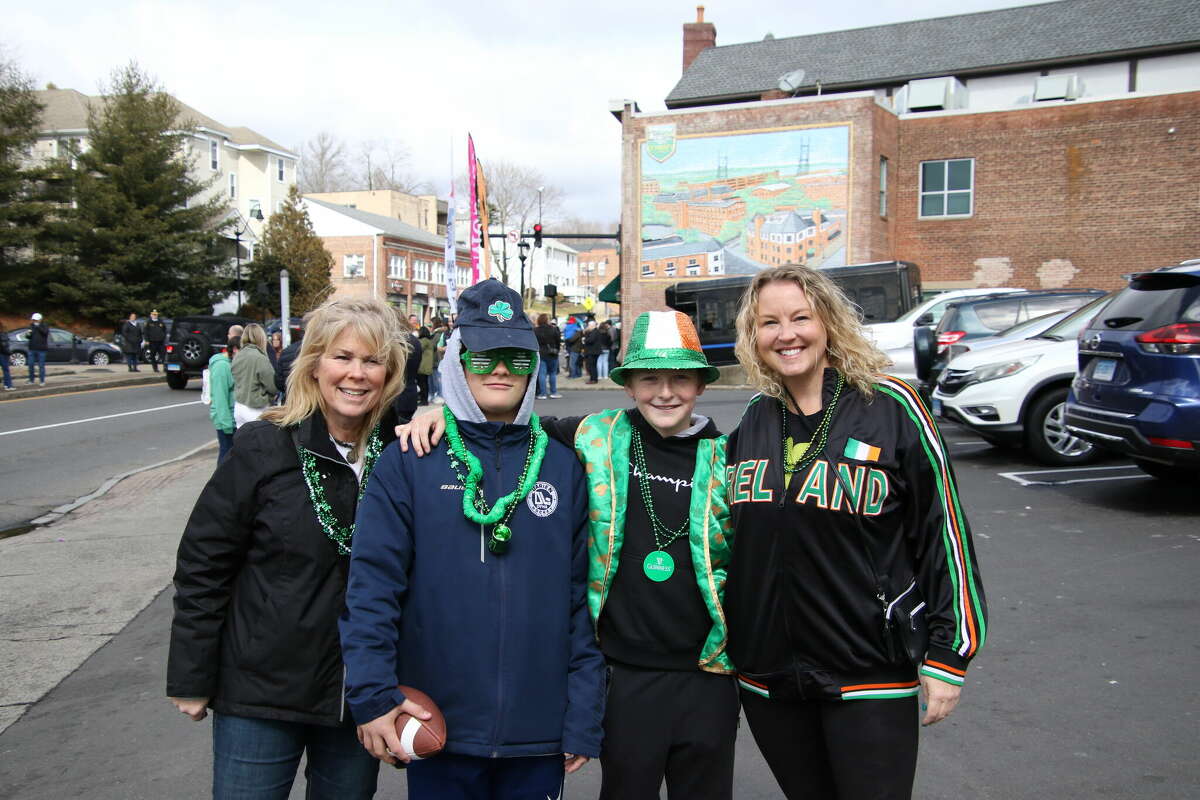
top-left (167, 409), bottom-right (396, 725)
top-left (28, 322), bottom-right (49, 351)
top-left (724, 371), bottom-right (987, 701)
top-left (144, 319), bottom-right (167, 343)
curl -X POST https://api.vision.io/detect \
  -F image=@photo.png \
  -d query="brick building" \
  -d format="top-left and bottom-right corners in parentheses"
top-left (616, 0), bottom-right (1200, 331)
top-left (303, 198), bottom-right (471, 324)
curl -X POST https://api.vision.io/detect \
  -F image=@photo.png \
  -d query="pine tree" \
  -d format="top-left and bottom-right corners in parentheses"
top-left (244, 186), bottom-right (333, 315)
top-left (48, 63), bottom-right (228, 321)
top-left (0, 55), bottom-right (64, 309)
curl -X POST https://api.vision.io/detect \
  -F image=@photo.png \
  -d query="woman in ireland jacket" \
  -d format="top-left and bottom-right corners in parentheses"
top-left (723, 265), bottom-right (988, 800)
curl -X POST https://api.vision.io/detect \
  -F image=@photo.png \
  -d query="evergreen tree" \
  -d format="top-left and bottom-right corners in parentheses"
top-left (244, 186), bottom-right (333, 315)
top-left (0, 54), bottom-right (64, 309)
top-left (48, 63), bottom-right (228, 321)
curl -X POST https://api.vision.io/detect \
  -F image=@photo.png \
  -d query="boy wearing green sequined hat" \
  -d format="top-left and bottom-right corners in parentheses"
top-left (341, 279), bottom-right (605, 799)
top-left (397, 309), bottom-right (738, 799)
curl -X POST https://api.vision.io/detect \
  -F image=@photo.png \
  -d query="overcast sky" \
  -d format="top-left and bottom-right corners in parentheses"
top-left (7, 0), bottom-right (1045, 224)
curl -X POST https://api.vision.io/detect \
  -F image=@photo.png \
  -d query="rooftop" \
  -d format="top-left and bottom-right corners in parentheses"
top-left (666, 0), bottom-right (1200, 107)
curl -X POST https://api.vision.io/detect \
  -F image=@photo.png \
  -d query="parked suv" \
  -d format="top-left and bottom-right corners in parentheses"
top-left (917, 289), bottom-right (1106, 389)
top-left (164, 315), bottom-right (253, 390)
top-left (1066, 261), bottom-right (1200, 481)
top-left (932, 294), bottom-right (1114, 465)
top-left (866, 287), bottom-right (1021, 380)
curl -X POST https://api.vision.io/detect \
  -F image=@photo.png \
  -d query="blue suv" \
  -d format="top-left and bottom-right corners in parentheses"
top-left (1066, 260), bottom-right (1200, 481)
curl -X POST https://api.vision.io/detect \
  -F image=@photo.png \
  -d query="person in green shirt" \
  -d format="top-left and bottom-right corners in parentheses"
top-left (208, 338), bottom-right (238, 461)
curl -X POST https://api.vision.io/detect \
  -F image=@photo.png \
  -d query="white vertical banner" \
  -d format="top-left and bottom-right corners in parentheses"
top-left (444, 141), bottom-right (458, 314)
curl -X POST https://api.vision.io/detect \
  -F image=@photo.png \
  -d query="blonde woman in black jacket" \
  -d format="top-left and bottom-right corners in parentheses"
top-left (724, 265), bottom-right (987, 800)
top-left (167, 297), bottom-right (408, 799)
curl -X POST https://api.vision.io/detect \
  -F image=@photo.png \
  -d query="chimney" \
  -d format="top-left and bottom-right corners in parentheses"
top-left (683, 6), bottom-right (717, 74)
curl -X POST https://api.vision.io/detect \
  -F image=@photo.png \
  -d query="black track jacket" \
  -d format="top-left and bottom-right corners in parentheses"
top-left (724, 371), bottom-right (987, 701)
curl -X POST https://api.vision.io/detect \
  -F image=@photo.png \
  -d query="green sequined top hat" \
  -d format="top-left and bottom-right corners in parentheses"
top-left (453, 278), bottom-right (538, 353)
top-left (608, 311), bottom-right (720, 386)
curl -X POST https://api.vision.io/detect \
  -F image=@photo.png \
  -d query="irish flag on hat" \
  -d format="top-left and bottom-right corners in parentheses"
top-left (609, 311), bottom-right (721, 386)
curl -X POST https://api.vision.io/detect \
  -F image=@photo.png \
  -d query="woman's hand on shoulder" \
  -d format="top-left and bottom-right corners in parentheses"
top-left (169, 696), bottom-right (209, 721)
top-left (919, 674), bottom-right (961, 726)
top-left (395, 408), bottom-right (446, 457)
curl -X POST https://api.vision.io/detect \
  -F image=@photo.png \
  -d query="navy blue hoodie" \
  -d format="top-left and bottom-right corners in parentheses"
top-left (339, 330), bottom-right (605, 759)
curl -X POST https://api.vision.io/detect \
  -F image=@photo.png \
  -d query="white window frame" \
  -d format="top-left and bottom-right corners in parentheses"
top-left (276, 157), bottom-right (285, 182)
top-left (343, 254), bottom-right (366, 278)
top-left (389, 255), bottom-right (406, 278)
top-left (228, 172), bottom-right (237, 200)
top-left (919, 158), bottom-right (974, 219)
top-left (210, 138), bottom-right (219, 171)
top-left (879, 156), bottom-right (889, 217)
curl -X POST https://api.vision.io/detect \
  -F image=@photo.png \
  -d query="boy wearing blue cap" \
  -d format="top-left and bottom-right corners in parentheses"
top-left (400, 310), bottom-right (739, 800)
top-left (339, 279), bottom-right (605, 799)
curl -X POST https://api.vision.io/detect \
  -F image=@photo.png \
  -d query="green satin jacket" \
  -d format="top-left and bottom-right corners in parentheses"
top-left (573, 409), bottom-right (735, 674)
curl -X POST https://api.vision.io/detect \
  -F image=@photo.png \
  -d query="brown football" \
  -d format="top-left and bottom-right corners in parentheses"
top-left (392, 685), bottom-right (447, 760)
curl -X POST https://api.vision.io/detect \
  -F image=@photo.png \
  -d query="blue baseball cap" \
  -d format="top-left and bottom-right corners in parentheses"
top-left (454, 279), bottom-right (537, 352)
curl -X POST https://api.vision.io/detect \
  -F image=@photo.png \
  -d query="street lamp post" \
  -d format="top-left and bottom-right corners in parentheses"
top-left (228, 207), bottom-right (263, 314)
top-left (517, 240), bottom-right (530, 301)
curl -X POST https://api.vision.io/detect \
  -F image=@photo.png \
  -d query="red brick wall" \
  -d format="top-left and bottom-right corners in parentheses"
top-left (896, 91), bottom-right (1200, 290)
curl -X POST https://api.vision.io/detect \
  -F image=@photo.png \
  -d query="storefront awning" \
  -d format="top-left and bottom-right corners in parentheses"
top-left (598, 274), bottom-right (621, 304)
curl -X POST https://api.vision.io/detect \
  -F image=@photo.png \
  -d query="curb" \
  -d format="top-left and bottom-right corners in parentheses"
top-left (0, 373), bottom-right (165, 401)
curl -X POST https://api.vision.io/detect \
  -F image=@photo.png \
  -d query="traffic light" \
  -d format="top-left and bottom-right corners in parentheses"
top-left (533, 223), bottom-right (543, 248)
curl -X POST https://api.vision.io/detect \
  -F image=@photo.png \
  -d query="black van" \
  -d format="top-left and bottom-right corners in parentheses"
top-left (665, 261), bottom-right (922, 366)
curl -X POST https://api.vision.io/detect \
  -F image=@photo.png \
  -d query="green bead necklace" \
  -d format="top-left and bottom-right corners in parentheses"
top-left (781, 371), bottom-right (844, 479)
top-left (630, 426), bottom-right (689, 582)
top-left (442, 405), bottom-right (548, 555)
top-left (297, 425), bottom-right (384, 556)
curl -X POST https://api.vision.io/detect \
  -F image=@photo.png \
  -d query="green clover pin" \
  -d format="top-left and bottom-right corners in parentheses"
top-left (487, 300), bottom-right (514, 322)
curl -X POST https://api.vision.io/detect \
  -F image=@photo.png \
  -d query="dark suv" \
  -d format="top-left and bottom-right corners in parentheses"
top-left (164, 315), bottom-right (253, 390)
top-left (917, 289), bottom-right (1105, 388)
top-left (1066, 261), bottom-right (1200, 481)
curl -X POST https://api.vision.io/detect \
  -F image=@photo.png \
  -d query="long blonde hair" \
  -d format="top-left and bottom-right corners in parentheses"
top-left (734, 265), bottom-right (890, 400)
top-left (261, 298), bottom-right (409, 449)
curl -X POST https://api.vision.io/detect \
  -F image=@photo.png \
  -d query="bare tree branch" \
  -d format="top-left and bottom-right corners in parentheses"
top-left (296, 131), bottom-right (351, 193)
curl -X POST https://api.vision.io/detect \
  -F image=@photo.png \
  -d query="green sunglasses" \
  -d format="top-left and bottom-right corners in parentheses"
top-left (461, 348), bottom-right (537, 376)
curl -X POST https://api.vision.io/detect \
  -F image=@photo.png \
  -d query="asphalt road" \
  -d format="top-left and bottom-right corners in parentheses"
top-left (1, 388), bottom-right (1198, 798)
top-left (0, 383), bottom-right (214, 531)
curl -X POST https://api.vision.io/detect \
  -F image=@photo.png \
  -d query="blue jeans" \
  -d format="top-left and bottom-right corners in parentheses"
top-left (216, 429), bottom-right (235, 462)
top-left (568, 350), bottom-right (582, 379)
top-left (125, 353), bottom-right (139, 370)
top-left (27, 350), bottom-right (46, 383)
top-left (407, 752), bottom-right (564, 800)
top-left (537, 355), bottom-right (559, 396)
top-left (212, 712), bottom-right (378, 800)
top-left (597, 351), bottom-right (610, 380)
top-left (1, 353), bottom-right (11, 388)
top-left (429, 369), bottom-right (441, 400)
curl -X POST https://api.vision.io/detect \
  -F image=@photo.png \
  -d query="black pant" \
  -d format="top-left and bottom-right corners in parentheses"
top-left (585, 354), bottom-right (599, 382)
top-left (147, 342), bottom-right (165, 371)
top-left (416, 374), bottom-right (429, 405)
top-left (740, 689), bottom-right (918, 800)
top-left (599, 663), bottom-right (739, 800)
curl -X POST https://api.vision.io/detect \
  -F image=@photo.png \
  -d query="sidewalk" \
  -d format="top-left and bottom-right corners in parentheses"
top-left (1, 363), bottom-right (165, 401)
top-left (0, 447), bottom-right (216, 735)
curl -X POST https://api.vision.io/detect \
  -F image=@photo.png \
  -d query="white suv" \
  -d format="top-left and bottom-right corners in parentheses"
top-left (931, 295), bottom-right (1113, 465)
top-left (867, 288), bottom-right (1021, 380)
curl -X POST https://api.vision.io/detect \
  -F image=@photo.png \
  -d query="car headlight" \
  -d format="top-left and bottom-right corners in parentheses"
top-left (972, 355), bottom-right (1042, 383)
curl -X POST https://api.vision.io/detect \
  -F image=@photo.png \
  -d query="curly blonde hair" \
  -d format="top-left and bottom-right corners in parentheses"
top-left (734, 265), bottom-right (890, 400)
top-left (261, 297), bottom-right (409, 451)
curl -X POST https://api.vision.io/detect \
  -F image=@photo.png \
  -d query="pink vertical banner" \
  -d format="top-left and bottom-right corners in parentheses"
top-left (444, 153), bottom-right (458, 311)
top-left (467, 134), bottom-right (481, 285)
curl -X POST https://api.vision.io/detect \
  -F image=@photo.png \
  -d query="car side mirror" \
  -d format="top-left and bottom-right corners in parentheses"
top-left (915, 313), bottom-right (934, 326)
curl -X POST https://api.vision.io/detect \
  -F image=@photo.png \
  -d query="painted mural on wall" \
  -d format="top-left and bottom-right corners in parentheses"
top-left (638, 122), bottom-right (851, 281)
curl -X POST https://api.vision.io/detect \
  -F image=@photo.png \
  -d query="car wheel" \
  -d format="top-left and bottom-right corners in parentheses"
top-left (1134, 459), bottom-right (1199, 484)
top-left (10, 352), bottom-right (26, 367)
top-left (90, 351), bottom-right (111, 365)
top-left (166, 372), bottom-right (188, 390)
top-left (1025, 387), bottom-right (1099, 466)
top-left (177, 333), bottom-right (211, 368)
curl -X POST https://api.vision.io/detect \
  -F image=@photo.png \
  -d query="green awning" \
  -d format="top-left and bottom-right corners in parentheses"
top-left (598, 274), bottom-right (621, 304)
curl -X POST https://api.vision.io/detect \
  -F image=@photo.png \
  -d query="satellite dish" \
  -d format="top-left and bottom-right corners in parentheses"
top-left (778, 69), bottom-right (807, 94)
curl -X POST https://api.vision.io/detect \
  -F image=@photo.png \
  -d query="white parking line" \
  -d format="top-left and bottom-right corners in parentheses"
top-left (0, 401), bottom-right (201, 437)
top-left (999, 465), bottom-right (1147, 486)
